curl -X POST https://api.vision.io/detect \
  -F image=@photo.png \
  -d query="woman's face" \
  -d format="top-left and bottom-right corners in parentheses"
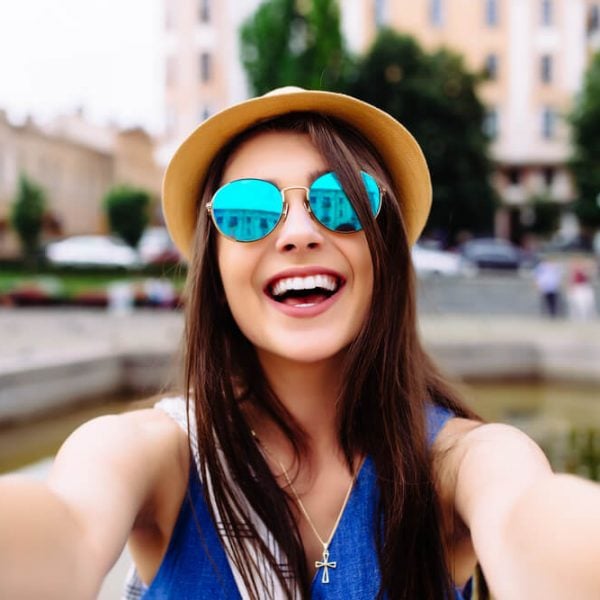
top-left (216, 130), bottom-right (374, 365)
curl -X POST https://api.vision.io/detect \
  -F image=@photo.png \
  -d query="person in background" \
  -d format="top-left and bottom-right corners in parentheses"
top-left (534, 258), bottom-right (563, 318)
top-left (567, 263), bottom-right (597, 320)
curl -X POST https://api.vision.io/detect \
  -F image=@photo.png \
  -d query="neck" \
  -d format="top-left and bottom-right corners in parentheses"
top-left (254, 350), bottom-right (344, 457)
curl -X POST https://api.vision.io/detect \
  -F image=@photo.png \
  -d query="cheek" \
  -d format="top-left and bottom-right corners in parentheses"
top-left (341, 235), bottom-right (375, 330)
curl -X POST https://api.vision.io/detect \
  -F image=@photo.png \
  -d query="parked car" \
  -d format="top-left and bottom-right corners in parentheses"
top-left (411, 244), bottom-right (462, 277)
top-left (45, 235), bottom-right (140, 268)
top-left (459, 238), bottom-right (537, 272)
top-left (138, 227), bottom-right (181, 265)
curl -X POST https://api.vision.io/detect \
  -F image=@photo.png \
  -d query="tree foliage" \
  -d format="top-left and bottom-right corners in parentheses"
top-left (344, 30), bottom-right (497, 245)
top-left (240, 0), bottom-right (349, 94)
top-left (569, 51), bottom-right (600, 232)
top-left (522, 195), bottom-right (562, 237)
top-left (103, 185), bottom-right (151, 248)
top-left (10, 173), bottom-right (47, 259)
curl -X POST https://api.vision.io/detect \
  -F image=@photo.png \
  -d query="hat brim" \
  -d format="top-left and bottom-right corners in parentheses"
top-left (162, 88), bottom-right (431, 259)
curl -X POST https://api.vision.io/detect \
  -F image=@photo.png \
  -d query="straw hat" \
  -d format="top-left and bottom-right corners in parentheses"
top-left (162, 86), bottom-right (431, 259)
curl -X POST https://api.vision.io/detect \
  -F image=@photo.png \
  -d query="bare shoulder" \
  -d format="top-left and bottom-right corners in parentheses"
top-left (433, 417), bottom-right (548, 471)
top-left (51, 407), bottom-right (188, 479)
top-left (46, 406), bottom-right (189, 573)
top-left (432, 418), bottom-right (552, 527)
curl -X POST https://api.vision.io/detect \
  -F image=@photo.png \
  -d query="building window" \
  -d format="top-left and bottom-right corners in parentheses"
top-left (484, 53), bottom-right (499, 80)
top-left (542, 107), bottom-right (556, 139)
top-left (166, 56), bottom-right (177, 86)
top-left (483, 108), bottom-right (499, 138)
top-left (485, 0), bottom-right (499, 26)
top-left (166, 107), bottom-right (177, 135)
top-left (507, 167), bottom-right (521, 186)
top-left (541, 0), bottom-right (553, 26)
top-left (543, 166), bottom-right (555, 188)
top-left (430, 0), bottom-right (443, 26)
top-left (541, 54), bottom-right (553, 83)
top-left (198, 104), bottom-right (212, 122)
top-left (374, 0), bottom-right (386, 27)
top-left (165, 6), bottom-right (175, 30)
top-left (199, 0), bottom-right (210, 23)
top-left (589, 5), bottom-right (600, 34)
top-left (199, 52), bottom-right (212, 82)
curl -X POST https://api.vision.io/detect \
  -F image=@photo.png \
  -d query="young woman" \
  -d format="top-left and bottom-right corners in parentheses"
top-left (1, 87), bottom-right (599, 600)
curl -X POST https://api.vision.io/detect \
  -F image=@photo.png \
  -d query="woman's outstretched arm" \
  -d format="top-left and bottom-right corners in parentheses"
top-left (0, 408), bottom-right (187, 600)
top-left (453, 422), bottom-right (600, 599)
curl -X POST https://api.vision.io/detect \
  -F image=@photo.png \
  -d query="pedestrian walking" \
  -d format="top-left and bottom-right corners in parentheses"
top-left (534, 258), bottom-right (563, 317)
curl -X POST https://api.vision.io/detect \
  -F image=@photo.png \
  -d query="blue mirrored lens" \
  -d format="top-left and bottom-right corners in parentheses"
top-left (361, 171), bottom-right (382, 215)
top-left (308, 171), bottom-right (381, 232)
top-left (211, 179), bottom-right (283, 242)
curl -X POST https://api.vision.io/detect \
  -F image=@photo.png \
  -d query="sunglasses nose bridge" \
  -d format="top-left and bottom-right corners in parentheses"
top-left (279, 185), bottom-right (311, 218)
top-left (280, 184), bottom-right (309, 199)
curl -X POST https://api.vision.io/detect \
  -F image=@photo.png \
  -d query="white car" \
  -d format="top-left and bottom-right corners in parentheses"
top-left (45, 235), bottom-right (140, 267)
top-left (411, 244), bottom-right (461, 277)
top-left (138, 227), bottom-right (181, 264)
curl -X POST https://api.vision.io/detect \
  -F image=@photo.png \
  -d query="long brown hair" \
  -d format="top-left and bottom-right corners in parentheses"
top-left (183, 112), bottom-right (477, 599)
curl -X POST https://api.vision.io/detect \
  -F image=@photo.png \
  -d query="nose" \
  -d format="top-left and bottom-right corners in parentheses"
top-left (274, 187), bottom-right (324, 253)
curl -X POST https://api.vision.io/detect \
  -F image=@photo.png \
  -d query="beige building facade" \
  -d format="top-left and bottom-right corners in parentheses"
top-left (162, 0), bottom-right (262, 159)
top-left (163, 0), bottom-right (600, 235)
top-left (343, 1), bottom-right (599, 210)
top-left (0, 112), bottom-right (162, 257)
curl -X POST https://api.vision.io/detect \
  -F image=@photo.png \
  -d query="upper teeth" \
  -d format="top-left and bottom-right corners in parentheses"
top-left (271, 274), bottom-right (338, 297)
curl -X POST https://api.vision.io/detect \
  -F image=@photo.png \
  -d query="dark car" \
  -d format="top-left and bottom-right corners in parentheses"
top-left (459, 238), bottom-right (537, 272)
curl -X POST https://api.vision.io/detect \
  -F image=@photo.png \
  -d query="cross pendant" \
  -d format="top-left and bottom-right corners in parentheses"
top-left (315, 547), bottom-right (337, 584)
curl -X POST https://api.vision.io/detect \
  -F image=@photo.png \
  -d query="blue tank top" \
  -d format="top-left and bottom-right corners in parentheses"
top-left (126, 403), bottom-right (472, 599)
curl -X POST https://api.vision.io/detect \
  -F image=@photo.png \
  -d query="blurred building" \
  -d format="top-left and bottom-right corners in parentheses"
top-left (0, 111), bottom-right (162, 258)
top-left (343, 0), bottom-right (600, 236)
top-left (162, 0), bottom-right (600, 236)
top-left (162, 0), bottom-right (262, 158)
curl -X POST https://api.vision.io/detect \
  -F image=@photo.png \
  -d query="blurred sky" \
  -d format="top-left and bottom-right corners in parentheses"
top-left (0, 0), bottom-right (164, 133)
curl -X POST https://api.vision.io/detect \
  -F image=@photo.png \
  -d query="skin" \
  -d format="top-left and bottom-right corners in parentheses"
top-left (0, 131), bottom-right (599, 599)
top-left (217, 131), bottom-right (374, 368)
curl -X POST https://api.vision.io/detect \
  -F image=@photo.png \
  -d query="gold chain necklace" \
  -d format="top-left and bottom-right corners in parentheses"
top-left (251, 430), bottom-right (357, 584)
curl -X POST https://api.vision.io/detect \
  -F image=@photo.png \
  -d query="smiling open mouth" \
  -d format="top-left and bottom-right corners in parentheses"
top-left (268, 274), bottom-right (343, 307)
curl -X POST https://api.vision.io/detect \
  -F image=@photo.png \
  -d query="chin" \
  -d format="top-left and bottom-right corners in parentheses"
top-left (258, 334), bottom-right (351, 365)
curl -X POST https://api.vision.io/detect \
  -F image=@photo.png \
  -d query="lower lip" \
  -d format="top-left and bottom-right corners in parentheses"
top-left (265, 286), bottom-right (344, 318)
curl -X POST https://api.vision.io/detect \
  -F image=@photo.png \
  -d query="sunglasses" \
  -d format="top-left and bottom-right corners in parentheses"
top-left (206, 171), bottom-right (383, 242)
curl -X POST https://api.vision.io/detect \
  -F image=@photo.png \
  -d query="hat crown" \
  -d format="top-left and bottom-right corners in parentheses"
top-left (263, 86), bottom-right (306, 98)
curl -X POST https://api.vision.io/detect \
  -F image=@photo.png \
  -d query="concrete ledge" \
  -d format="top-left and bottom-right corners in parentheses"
top-left (0, 351), bottom-right (176, 424)
top-left (420, 316), bottom-right (600, 385)
top-left (430, 342), bottom-right (540, 380)
top-left (1, 310), bottom-right (599, 423)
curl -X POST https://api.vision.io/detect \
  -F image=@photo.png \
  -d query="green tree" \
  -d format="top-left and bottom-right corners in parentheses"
top-left (569, 51), bottom-right (600, 242)
top-left (10, 173), bottom-right (47, 260)
top-left (240, 0), bottom-right (349, 94)
top-left (103, 185), bottom-right (151, 249)
top-left (345, 30), bottom-right (497, 246)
